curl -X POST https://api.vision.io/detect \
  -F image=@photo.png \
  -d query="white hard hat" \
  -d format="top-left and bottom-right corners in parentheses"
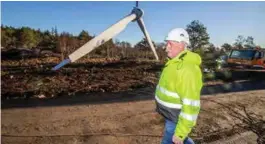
top-left (165, 28), bottom-right (190, 45)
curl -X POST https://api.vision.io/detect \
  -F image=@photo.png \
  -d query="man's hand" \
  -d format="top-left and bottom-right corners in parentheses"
top-left (172, 135), bottom-right (183, 144)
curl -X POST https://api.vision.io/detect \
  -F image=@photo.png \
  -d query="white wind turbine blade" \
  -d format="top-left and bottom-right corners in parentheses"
top-left (52, 13), bottom-right (137, 71)
top-left (69, 13), bottom-right (137, 62)
top-left (137, 17), bottom-right (159, 60)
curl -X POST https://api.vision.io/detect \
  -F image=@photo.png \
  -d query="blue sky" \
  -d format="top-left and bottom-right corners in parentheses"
top-left (1, 1), bottom-right (265, 47)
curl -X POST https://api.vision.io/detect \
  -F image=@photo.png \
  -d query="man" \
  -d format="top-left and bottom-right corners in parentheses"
top-left (155, 28), bottom-right (203, 144)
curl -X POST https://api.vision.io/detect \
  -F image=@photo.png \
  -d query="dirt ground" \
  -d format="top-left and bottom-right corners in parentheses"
top-left (1, 57), bottom-right (162, 99)
top-left (2, 57), bottom-right (264, 100)
top-left (2, 88), bottom-right (265, 144)
top-left (1, 57), bottom-right (265, 144)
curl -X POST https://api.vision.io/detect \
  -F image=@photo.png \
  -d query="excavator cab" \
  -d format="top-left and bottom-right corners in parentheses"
top-left (227, 48), bottom-right (265, 69)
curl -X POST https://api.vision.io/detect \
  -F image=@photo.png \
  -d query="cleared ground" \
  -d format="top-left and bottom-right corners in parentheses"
top-left (2, 89), bottom-right (265, 144)
top-left (1, 58), bottom-right (265, 144)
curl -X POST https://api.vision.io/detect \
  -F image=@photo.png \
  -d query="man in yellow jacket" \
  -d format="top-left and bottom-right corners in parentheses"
top-left (155, 28), bottom-right (203, 144)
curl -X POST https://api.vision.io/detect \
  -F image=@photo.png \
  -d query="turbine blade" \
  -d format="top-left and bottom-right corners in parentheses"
top-left (69, 13), bottom-right (137, 62)
top-left (137, 18), bottom-right (159, 60)
top-left (52, 13), bottom-right (137, 70)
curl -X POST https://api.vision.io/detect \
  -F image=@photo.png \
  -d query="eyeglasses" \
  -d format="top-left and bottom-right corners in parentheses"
top-left (164, 41), bottom-right (185, 51)
top-left (164, 41), bottom-right (179, 50)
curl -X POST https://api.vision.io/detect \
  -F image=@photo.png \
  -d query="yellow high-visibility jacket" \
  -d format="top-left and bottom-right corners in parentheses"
top-left (155, 50), bottom-right (203, 140)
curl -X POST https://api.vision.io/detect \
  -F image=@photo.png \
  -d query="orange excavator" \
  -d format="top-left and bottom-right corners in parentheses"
top-left (227, 47), bottom-right (265, 69)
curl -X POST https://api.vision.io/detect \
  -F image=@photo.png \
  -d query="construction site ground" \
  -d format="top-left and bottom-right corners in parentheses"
top-left (1, 57), bottom-right (265, 144)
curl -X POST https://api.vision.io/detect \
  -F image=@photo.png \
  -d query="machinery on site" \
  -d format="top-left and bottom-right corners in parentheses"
top-left (52, 1), bottom-right (159, 70)
top-left (227, 47), bottom-right (265, 69)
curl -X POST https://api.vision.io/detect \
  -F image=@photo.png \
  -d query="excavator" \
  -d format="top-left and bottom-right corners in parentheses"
top-left (227, 47), bottom-right (265, 70)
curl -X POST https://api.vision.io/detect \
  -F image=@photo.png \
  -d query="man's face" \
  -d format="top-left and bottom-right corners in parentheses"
top-left (165, 41), bottom-right (185, 58)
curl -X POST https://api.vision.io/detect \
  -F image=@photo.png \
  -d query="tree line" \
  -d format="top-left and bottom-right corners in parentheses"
top-left (1, 20), bottom-right (261, 69)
